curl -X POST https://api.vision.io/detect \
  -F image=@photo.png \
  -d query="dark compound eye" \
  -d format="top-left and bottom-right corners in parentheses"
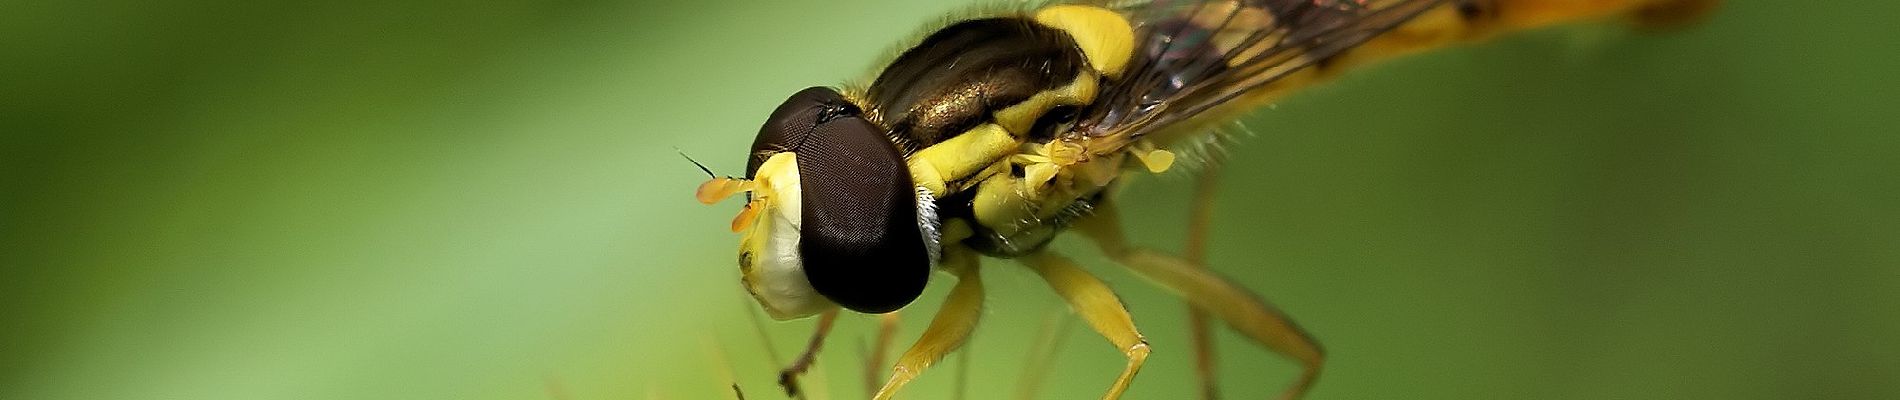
top-left (751, 87), bottom-right (933, 314)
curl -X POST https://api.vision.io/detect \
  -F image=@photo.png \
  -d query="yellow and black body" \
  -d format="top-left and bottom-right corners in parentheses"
top-left (694, 1), bottom-right (1718, 399)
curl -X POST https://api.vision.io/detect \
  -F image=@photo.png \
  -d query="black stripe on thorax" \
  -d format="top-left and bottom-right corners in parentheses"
top-left (866, 17), bottom-right (1088, 152)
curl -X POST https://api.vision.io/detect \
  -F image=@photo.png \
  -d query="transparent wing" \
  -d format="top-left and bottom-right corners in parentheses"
top-left (1072, 0), bottom-right (1449, 148)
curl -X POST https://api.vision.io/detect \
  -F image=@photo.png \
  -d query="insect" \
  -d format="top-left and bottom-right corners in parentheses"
top-left (694, 0), bottom-right (1717, 398)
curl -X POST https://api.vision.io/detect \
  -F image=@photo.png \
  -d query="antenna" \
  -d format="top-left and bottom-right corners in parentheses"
top-left (677, 147), bottom-right (720, 178)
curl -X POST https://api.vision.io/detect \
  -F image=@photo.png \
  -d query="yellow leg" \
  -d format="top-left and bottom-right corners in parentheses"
top-left (1075, 201), bottom-right (1324, 400)
top-left (1020, 251), bottom-right (1151, 400)
top-left (872, 248), bottom-right (983, 400)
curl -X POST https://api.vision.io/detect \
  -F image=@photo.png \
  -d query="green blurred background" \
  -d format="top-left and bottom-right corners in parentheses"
top-left (4, 1), bottom-right (1896, 399)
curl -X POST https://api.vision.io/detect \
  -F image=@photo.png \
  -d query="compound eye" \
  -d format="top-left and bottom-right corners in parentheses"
top-left (751, 87), bottom-right (934, 314)
top-left (747, 87), bottom-right (860, 178)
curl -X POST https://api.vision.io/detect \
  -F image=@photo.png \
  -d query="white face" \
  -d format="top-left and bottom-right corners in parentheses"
top-left (736, 153), bottom-right (837, 320)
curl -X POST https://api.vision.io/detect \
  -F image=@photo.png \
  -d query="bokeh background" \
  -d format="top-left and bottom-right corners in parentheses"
top-left (4, 1), bottom-right (1897, 399)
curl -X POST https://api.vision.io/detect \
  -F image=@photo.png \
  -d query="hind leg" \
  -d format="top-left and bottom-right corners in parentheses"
top-left (1074, 200), bottom-right (1325, 400)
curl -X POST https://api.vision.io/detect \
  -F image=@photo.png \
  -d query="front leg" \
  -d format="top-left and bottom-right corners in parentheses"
top-left (776, 309), bottom-right (838, 398)
top-left (1020, 250), bottom-right (1151, 400)
top-left (872, 247), bottom-right (984, 400)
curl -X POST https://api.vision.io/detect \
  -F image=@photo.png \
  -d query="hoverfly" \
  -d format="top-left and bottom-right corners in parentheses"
top-left (694, 0), bottom-right (1718, 398)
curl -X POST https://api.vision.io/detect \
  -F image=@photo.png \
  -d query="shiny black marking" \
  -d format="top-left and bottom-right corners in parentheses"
top-left (1028, 104), bottom-right (1081, 141)
top-left (748, 87), bottom-right (931, 314)
top-left (866, 18), bottom-right (1088, 152)
top-left (1457, 0), bottom-right (1493, 21)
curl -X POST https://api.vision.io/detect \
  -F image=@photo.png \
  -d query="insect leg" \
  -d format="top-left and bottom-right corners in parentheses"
top-left (777, 308), bottom-right (838, 397)
top-left (1013, 309), bottom-right (1075, 400)
top-left (1183, 158), bottom-right (1224, 400)
top-left (871, 248), bottom-right (984, 400)
top-left (1020, 250), bottom-right (1150, 400)
top-left (861, 312), bottom-right (899, 398)
top-left (1074, 200), bottom-right (1323, 400)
